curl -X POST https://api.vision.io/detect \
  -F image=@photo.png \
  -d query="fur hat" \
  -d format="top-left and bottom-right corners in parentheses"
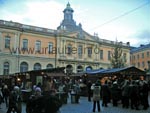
top-left (35, 87), bottom-right (41, 92)
top-left (14, 86), bottom-right (19, 91)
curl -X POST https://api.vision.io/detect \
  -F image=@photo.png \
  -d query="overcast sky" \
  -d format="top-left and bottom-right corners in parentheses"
top-left (0, 0), bottom-right (150, 47)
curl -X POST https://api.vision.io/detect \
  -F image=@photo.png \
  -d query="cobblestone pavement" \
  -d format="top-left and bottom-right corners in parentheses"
top-left (0, 95), bottom-right (150, 113)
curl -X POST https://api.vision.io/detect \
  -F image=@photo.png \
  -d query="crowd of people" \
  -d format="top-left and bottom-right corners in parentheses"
top-left (0, 75), bottom-right (150, 113)
top-left (88, 76), bottom-right (150, 112)
top-left (0, 77), bottom-right (65, 113)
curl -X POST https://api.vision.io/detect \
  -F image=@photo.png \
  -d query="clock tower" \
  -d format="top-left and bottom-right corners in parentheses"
top-left (57, 2), bottom-right (82, 32)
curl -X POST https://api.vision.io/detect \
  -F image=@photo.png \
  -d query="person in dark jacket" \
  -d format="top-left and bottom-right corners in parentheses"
top-left (44, 90), bottom-right (62, 113)
top-left (0, 89), bottom-right (3, 109)
top-left (129, 81), bottom-right (140, 110)
top-left (121, 81), bottom-right (130, 108)
top-left (3, 84), bottom-right (10, 108)
top-left (26, 87), bottom-right (62, 113)
top-left (140, 81), bottom-right (149, 110)
top-left (87, 80), bottom-right (92, 102)
top-left (6, 86), bottom-right (21, 113)
top-left (101, 81), bottom-right (111, 107)
top-left (26, 87), bottom-right (44, 113)
top-left (111, 81), bottom-right (120, 107)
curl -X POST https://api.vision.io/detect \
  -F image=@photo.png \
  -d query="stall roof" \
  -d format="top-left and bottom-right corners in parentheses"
top-left (85, 66), bottom-right (146, 75)
top-left (86, 69), bottom-right (108, 74)
top-left (14, 67), bottom-right (65, 76)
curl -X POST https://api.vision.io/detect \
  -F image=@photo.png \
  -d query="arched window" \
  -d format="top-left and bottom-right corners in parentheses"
top-left (20, 62), bottom-right (28, 72)
top-left (34, 63), bottom-right (41, 70)
top-left (46, 64), bottom-right (53, 69)
top-left (3, 62), bottom-right (9, 75)
top-left (86, 66), bottom-right (92, 71)
top-left (77, 65), bottom-right (83, 72)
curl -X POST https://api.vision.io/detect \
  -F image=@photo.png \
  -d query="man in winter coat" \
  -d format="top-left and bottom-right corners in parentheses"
top-left (92, 82), bottom-right (101, 112)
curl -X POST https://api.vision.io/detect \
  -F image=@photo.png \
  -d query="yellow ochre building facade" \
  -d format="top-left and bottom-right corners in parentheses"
top-left (0, 3), bottom-right (130, 75)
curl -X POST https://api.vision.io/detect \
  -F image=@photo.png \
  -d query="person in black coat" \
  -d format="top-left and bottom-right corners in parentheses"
top-left (111, 81), bottom-right (120, 107)
top-left (6, 86), bottom-right (21, 113)
top-left (26, 87), bottom-right (44, 113)
top-left (87, 80), bottom-right (92, 101)
top-left (121, 81), bottom-right (130, 108)
top-left (26, 88), bottom-right (62, 113)
top-left (3, 85), bottom-right (10, 108)
top-left (129, 81), bottom-right (140, 110)
top-left (101, 81), bottom-right (111, 107)
top-left (140, 81), bottom-right (149, 110)
top-left (44, 90), bottom-right (62, 113)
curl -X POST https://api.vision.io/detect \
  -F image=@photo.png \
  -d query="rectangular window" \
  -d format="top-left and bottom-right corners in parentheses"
top-left (3, 62), bottom-right (9, 75)
top-left (35, 41), bottom-right (41, 52)
top-left (130, 56), bottom-right (132, 61)
top-left (123, 53), bottom-right (127, 62)
top-left (138, 62), bottom-right (140, 67)
top-left (133, 55), bottom-right (135, 60)
top-left (137, 54), bottom-right (139, 59)
top-left (78, 45), bottom-right (82, 57)
top-left (48, 42), bottom-right (53, 53)
top-left (87, 47), bottom-right (92, 57)
top-left (142, 61), bottom-right (145, 68)
top-left (5, 36), bottom-right (10, 48)
top-left (142, 53), bottom-right (144, 58)
top-left (108, 51), bottom-right (111, 60)
top-left (67, 45), bottom-right (72, 55)
top-left (3, 68), bottom-right (9, 75)
top-left (100, 50), bottom-right (103, 60)
top-left (22, 39), bottom-right (28, 50)
top-left (147, 52), bottom-right (149, 57)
